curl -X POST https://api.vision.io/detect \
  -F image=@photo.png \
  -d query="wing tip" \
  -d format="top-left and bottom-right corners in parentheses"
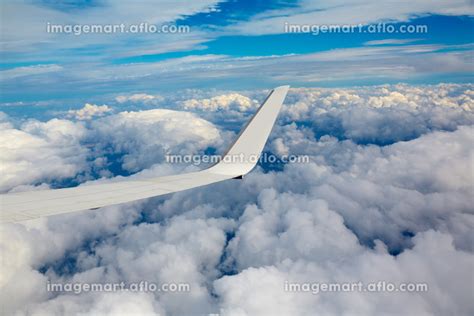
top-left (274, 85), bottom-right (290, 92)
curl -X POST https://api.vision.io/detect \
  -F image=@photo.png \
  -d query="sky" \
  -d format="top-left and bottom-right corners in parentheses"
top-left (0, 1), bottom-right (474, 316)
top-left (0, 0), bottom-right (473, 105)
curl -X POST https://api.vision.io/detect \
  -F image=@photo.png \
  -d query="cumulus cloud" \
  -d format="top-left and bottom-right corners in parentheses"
top-left (0, 117), bottom-right (88, 192)
top-left (182, 93), bottom-right (258, 112)
top-left (67, 103), bottom-right (112, 121)
top-left (90, 109), bottom-right (224, 172)
top-left (1, 84), bottom-right (473, 315)
top-left (215, 230), bottom-right (474, 316)
top-left (280, 83), bottom-right (474, 145)
top-left (0, 108), bottom-right (223, 191)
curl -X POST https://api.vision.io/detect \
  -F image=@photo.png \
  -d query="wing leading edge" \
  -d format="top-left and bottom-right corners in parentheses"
top-left (0, 86), bottom-right (289, 223)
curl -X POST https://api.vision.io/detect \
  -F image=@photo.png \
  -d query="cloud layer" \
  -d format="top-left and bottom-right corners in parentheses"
top-left (1, 84), bottom-right (473, 315)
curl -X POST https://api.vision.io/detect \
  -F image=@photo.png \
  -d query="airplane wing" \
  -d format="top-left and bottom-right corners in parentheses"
top-left (0, 86), bottom-right (290, 223)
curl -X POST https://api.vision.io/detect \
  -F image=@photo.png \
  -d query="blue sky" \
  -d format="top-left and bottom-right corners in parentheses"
top-left (0, 0), bottom-right (473, 105)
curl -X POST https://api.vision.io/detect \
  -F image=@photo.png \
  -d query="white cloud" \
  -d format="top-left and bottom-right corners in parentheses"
top-left (115, 94), bottom-right (163, 104)
top-left (0, 118), bottom-right (88, 192)
top-left (3, 44), bottom-right (472, 96)
top-left (215, 230), bottom-right (473, 316)
top-left (182, 93), bottom-right (258, 112)
top-left (67, 103), bottom-right (112, 120)
top-left (364, 39), bottom-right (422, 46)
top-left (280, 83), bottom-right (474, 144)
top-left (229, 0), bottom-right (474, 35)
top-left (0, 64), bottom-right (63, 80)
top-left (91, 109), bottom-right (223, 172)
top-left (0, 0), bottom-right (221, 71)
top-left (0, 108), bottom-right (223, 191)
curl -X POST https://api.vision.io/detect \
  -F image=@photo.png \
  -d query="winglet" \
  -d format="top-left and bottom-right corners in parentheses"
top-left (208, 85), bottom-right (289, 176)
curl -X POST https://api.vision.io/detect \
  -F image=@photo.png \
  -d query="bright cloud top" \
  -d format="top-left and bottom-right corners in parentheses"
top-left (182, 93), bottom-right (258, 112)
top-left (67, 103), bottom-right (112, 120)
